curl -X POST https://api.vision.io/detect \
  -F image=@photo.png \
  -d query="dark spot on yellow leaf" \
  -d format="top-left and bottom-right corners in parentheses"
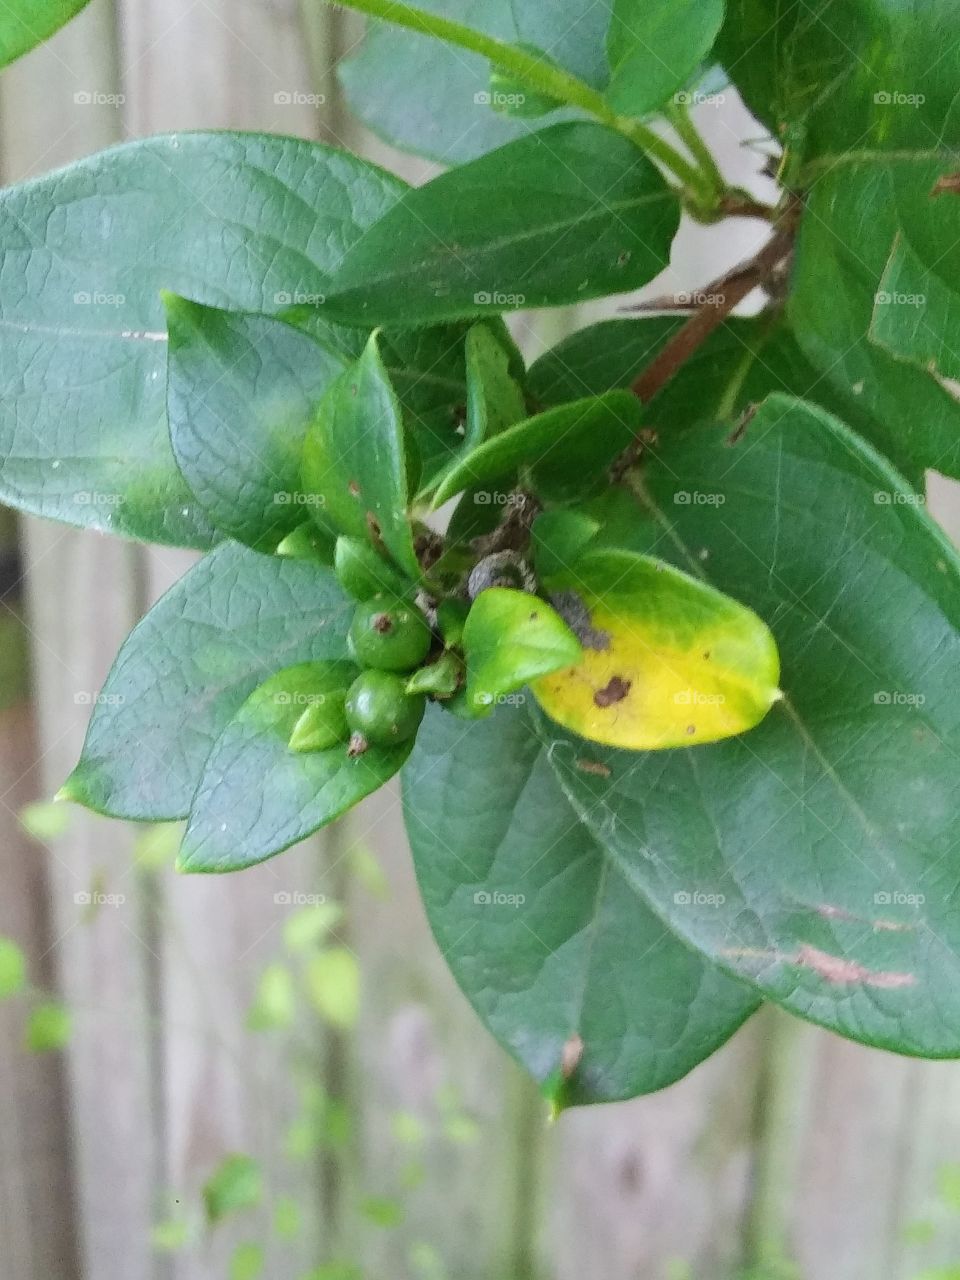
top-left (594, 676), bottom-right (631, 708)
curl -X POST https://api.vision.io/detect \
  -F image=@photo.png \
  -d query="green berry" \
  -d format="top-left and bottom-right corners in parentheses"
top-left (345, 670), bottom-right (426, 748)
top-left (348, 597), bottom-right (432, 672)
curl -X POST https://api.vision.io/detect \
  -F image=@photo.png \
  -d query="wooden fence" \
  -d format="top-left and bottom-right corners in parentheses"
top-left (1, 4), bottom-right (959, 1278)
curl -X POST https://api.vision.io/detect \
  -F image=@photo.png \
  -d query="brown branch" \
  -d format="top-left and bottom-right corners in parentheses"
top-left (630, 227), bottom-right (794, 405)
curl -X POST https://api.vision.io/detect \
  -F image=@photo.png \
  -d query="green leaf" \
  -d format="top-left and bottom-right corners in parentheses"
top-left (0, 938), bottom-right (26, 999)
top-left (339, 0), bottom-right (612, 163)
top-left (305, 948), bottom-right (360, 1029)
top-left (302, 333), bottom-right (420, 579)
top-left (25, 1002), bottom-right (71, 1053)
top-left (19, 800), bottom-right (72, 842)
top-left (0, 133), bottom-right (403, 545)
top-left (230, 1244), bottom-right (264, 1280)
top-left (179, 663), bottom-right (409, 872)
top-left (488, 45), bottom-right (566, 118)
top-left (403, 703), bottom-right (759, 1104)
top-left (463, 324), bottom-right (527, 452)
top-left (606, 0), bottom-right (725, 117)
top-left (463, 588), bottom-right (582, 715)
top-left (869, 160), bottom-right (960, 383)
top-left (531, 509), bottom-right (600, 580)
top-left (527, 316), bottom-right (894, 453)
top-left (544, 394), bottom-right (960, 1056)
top-left (334, 537), bottom-right (412, 602)
top-left (247, 963), bottom-right (297, 1031)
top-left (790, 167), bottom-right (960, 483)
top-left (323, 124), bottom-right (680, 327)
top-left (533, 548), bottom-right (781, 750)
top-left (203, 1154), bottom-right (262, 1225)
top-left (62, 545), bottom-right (354, 821)
top-left (164, 297), bottom-right (349, 551)
top-left (0, 0), bottom-right (91, 68)
top-left (432, 392), bottom-right (641, 506)
top-left (283, 903), bottom-right (344, 953)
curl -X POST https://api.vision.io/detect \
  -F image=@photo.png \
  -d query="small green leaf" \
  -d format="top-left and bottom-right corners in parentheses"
top-left (276, 523), bottom-right (338, 565)
top-left (305, 948), bottom-right (360, 1030)
top-left (360, 1196), bottom-right (404, 1228)
top-left (0, 0), bottom-right (92, 69)
top-left (63, 545), bottom-right (354, 821)
top-left (302, 333), bottom-right (420, 578)
top-left (19, 800), bottom-right (71, 842)
top-left (274, 1198), bottom-right (302, 1239)
top-left (283, 903), bottom-right (344, 954)
top-left (606, 0), bottom-right (725, 116)
top-left (150, 1218), bottom-right (191, 1253)
top-left (463, 324), bottom-right (527, 451)
top-left (432, 392), bottom-right (641, 507)
top-left (203, 1154), bottom-right (261, 1225)
top-left (0, 938), bottom-right (26, 999)
top-left (25, 1002), bottom-right (71, 1053)
top-left (405, 652), bottom-right (463, 699)
top-left (531, 510), bottom-right (600, 580)
top-left (179, 662), bottom-right (409, 872)
top-left (534, 549), bottom-right (781, 750)
top-left (247, 963), bottom-right (297, 1031)
top-left (164, 296), bottom-right (348, 551)
top-left (323, 124), bottom-right (680, 326)
top-left (334, 536), bottom-right (412, 602)
top-left (463, 588), bottom-right (582, 715)
top-left (230, 1243), bottom-right (265, 1280)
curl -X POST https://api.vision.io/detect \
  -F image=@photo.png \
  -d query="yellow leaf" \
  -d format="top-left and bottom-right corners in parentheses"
top-left (532, 550), bottom-right (781, 750)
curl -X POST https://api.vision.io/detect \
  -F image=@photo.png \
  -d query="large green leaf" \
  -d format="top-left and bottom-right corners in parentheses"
top-left (869, 160), bottom-right (960, 383)
top-left (544, 394), bottom-right (960, 1057)
top-left (403, 703), bottom-right (759, 1104)
top-left (432, 391), bottom-right (641, 505)
top-left (0, 0), bottom-right (91, 68)
top-left (322, 124), bottom-right (680, 327)
top-left (527, 316), bottom-right (887, 448)
top-left (301, 332), bottom-right (421, 578)
top-left (0, 133), bottom-right (404, 545)
top-left (606, 0), bottom-right (724, 117)
top-left (179, 663), bottom-right (410, 872)
top-left (62, 545), bottom-right (354, 820)
top-left (717, 0), bottom-right (958, 161)
top-left (339, 0), bottom-right (613, 163)
top-left (165, 297), bottom-right (348, 551)
top-left (789, 166), bottom-right (960, 484)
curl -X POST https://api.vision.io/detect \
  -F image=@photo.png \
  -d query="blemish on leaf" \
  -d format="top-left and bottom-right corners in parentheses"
top-left (576, 757), bottom-right (611, 778)
top-left (796, 945), bottom-right (915, 989)
top-left (550, 591), bottom-right (611, 651)
top-left (931, 172), bottom-right (960, 198)
top-left (594, 676), bottom-right (631, 708)
top-left (348, 479), bottom-right (360, 496)
top-left (561, 1032), bottom-right (584, 1079)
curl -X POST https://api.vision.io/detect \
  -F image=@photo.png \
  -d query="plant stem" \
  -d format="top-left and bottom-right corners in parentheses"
top-left (324, 0), bottom-right (711, 199)
top-left (630, 227), bottom-right (794, 403)
top-left (666, 100), bottom-right (727, 199)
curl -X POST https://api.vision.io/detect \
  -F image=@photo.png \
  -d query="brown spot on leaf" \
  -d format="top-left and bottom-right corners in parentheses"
top-left (366, 513), bottom-right (381, 540)
top-left (560, 1032), bottom-right (584, 1079)
top-left (796, 944), bottom-right (915, 989)
top-left (931, 172), bottom-right (960, 197)
top-left (727, 402), bottom-right (759, 445)
top-left (348, 479), bottom-right (361, 496)
top-left (576, 758), bottom-right (611, 778)
top-left (594, 676), bottom-right (631, 708)
top-left (372, 612), bottom-right (392, 634)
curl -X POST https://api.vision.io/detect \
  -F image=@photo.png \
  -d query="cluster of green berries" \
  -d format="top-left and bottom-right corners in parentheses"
top-left (288, 537), bottom-right (465, 758)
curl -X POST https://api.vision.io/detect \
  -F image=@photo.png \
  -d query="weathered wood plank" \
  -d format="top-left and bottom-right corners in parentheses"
top-left (0, 5), bottom-right (164, 1278)
top-left (0, 508), bottom-right (79, 1278)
